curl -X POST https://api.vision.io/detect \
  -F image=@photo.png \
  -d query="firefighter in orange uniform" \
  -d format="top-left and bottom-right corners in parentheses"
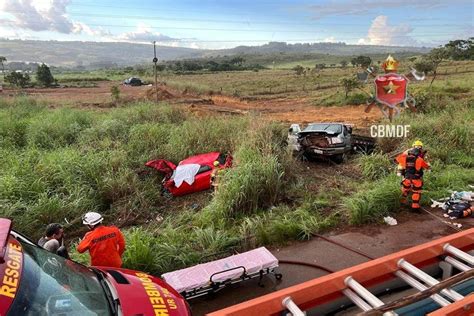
top-left (77, 212), bottom-right (126, 268)
top-left (395, 141), bottom-right (430, 211)
top-left (210, 160), bottom-right (222, 190)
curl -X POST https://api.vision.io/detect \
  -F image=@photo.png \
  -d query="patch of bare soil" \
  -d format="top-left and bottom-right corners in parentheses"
top-left (4, 81), bottom-right (383, 128)
top-left (145, 85), bottom-right (176, 100)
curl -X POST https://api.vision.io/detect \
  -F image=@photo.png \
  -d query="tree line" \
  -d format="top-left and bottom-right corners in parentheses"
top-left (338, 38), bottom-right (474, 98)
top-left (160, 56), bottom-right (266, 73)
top-left (0, 58), bottom-right (55, 88)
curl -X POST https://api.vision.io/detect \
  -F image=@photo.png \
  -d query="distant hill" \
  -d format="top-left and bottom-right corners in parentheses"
top-left (0, 39), bottom-right (431, 68)
top-left (0, 39), bottom-right (205, 68)
top-left (212, 41), bottom-right (431, 56)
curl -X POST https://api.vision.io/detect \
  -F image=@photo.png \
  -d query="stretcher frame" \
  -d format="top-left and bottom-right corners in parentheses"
top-left (180, 265), bottom-right (282, 299)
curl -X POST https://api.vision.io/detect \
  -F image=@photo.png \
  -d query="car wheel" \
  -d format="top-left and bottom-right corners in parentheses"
top-left (332, 154), bottom-right (345, 164)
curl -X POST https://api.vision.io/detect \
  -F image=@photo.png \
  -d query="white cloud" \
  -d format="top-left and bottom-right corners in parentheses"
top-left (73, 22), bottom-right (111, 37)
top-left (323, 36), bottom-right (337, 43)
top-left (0, 0), bottom-right (75, 33)
top-left (0, 24), bottom-right (32, 39)
top-left (0, 0), bottom-right (109, 37)
top-left (358, 16), bottom-right (418, 46)
top-left (115, 23), bottom-right (180, 44)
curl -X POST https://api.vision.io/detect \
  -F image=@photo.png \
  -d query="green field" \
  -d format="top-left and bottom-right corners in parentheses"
top-left (52, 59), bottom-right (474, 107)
top-left (2, 55), bottom-right (473, 275)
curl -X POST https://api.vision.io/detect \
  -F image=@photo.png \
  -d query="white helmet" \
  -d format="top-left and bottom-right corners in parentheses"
top-left (82, 212), bottom-right (103, 226)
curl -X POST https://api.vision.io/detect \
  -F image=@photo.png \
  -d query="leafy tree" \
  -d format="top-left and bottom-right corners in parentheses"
top-left (135, 66), bottom-right (146, 76)
top-left (5, 72), bottom-right (30, 88)
top-left (340, 77), bottom-right (361, 98)
top-left (36, 63), bottom-right (54, 87)
top-left (351, 55), bottom-right (372, 68)
top-left (156, 64), bottom-right (166, 72)
top-left (315, 63), bottom-right (326, 70)
top-left (206, 61), bottom-right (219, 71)
top-left (229, 56), bottom-right (245, 65)
top-left (414, 60), bottom-right (435, 74)
top-left (179, 61), bottom-right (203, 71)
top-left (110, 85), bottom-right (120, 102)
top-left (425, 47), bottom-right (449, 87)
top-left (292, 65), bottom-right (305, 76)
top-left (340, 60), bottom-right (348, 68)
top-left (0, 56), bottom-right (6, 80)
top-left (444, 38), bottom-right (473, 60)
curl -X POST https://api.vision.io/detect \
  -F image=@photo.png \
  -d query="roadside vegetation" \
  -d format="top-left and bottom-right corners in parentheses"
top-left (345, 82), bottom-right (473, 224)
top-left (0, 97), bottom-right (339, 274)
top-left (5, 78), bottom-right (471, 275)
top-left (1, 39), bottom-right (472, 276)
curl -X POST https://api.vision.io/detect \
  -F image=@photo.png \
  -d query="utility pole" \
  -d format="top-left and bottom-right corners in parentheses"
top-left (153, 41), bottom-right (158, 103)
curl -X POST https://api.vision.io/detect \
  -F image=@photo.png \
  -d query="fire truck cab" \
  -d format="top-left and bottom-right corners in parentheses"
top-left (0, 219), bottom-right (191, 316)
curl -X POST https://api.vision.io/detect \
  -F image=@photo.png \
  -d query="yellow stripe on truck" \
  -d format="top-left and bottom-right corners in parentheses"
top-left (0, 243), bottom-right (22, 299)
top-left (136, 272), bottom-right (178, 315)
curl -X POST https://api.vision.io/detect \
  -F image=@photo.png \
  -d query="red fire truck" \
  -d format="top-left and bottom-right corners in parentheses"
top-left (0, 219), bottom-right (191, 316)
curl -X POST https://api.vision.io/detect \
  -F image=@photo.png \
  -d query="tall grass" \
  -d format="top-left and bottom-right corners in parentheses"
top-left (1, 100), bottom-right (237, 239)
top-left (347, 85), bottom-right (473, 224)
top-left (344, 174), bottom-right (401, 224)
top-left (27, 109), bottom-right (94, 149)
top-left (3, 70), bottom-right (472, 275)
top-left (357, 153), bottom-right (393, 180)
top-left (197, 122), bottom-right (291, 226)
top-left (2, 97), bottom-right (305, 274)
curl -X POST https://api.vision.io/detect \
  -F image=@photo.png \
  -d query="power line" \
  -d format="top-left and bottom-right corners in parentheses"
top-left (1, 20), bottom-right (464, 35)
top-left (3, 10), bottom-right (470, 27)
top-left (142, 35), bottom-right (463, 43)
top-left (65, 2), bottom-right (474, 24)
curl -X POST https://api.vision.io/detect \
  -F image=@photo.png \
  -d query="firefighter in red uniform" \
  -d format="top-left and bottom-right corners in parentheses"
top-left (395, 141), bottom-right (430, 211)
top-left (77, 212), bottom-right (126, 268)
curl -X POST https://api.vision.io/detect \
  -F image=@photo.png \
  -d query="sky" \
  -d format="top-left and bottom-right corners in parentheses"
top-left (0, 0), bottom-right (472, 49)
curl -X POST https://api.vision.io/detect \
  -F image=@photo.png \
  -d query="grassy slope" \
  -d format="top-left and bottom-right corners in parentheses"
top-left (1, 61), bottom-right (472, 275)
top-left (0, 98), bottom-right (338, 273)
top-left (345, 77), bottom-right (474, 223)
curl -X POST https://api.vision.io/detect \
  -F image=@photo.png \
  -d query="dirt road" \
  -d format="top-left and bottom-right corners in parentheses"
top-left (4, 81), bottom-right (382, 127)
top-left (189, 213), bottom-right (472, 315)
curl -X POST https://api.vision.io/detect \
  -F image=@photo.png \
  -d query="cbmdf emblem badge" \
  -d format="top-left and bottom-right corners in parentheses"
top-left (375, 73), bottom-right (408, 108)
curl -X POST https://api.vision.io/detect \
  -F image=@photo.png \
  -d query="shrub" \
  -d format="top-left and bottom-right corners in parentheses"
top-left (127, 123), bottom-right (173, 164)
top-left (357, 153), bottom-right (393, 180)
top-left (340, 77), bottom-right (361, 98)
top-left (423, 164), bottom-right (474, 200)
top-left (239, 200), bottom-right (337, 247)
top-left (36, 63), bottom-right (55, 87)
top-left (346, 92), bottom-right (367, 105)
top-left (5, 72), bottom-right (30, 87)
top-left (197, 122), bottom-right (290, 226)
top-left (111, 85), bottom-right (120, 102)
top-left (344, 175), bottom-right (401, 224)
top-left (121, 227), bottom-right (160, 273)
top-left (164, 117), bottom-right (249, 162)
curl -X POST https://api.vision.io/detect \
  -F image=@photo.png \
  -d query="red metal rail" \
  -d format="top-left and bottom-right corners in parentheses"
top-left (208, 228), bottom-right (474, 316)
top-left (427, 295), bottom-right (474, 316)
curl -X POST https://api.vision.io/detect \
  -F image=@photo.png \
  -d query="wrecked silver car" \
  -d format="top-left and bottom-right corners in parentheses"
top-left (288, 123), bottom-right (375, 163)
